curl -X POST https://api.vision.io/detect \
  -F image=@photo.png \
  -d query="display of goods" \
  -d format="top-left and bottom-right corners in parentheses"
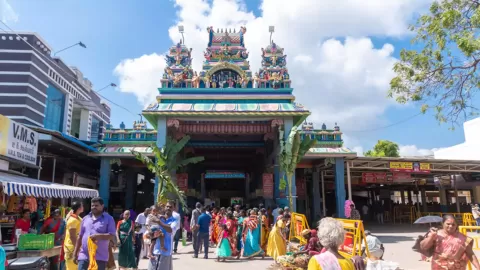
top-left (18, 233), bottom-right (54, 251)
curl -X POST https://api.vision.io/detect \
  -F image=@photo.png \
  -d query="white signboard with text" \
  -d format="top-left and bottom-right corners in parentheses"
top-left (0, 114), bottom-right (38, 165)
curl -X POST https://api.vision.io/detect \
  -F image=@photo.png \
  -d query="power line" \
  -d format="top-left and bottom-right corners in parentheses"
top-left (343, 112), bottom-right (423, 133)
top-left (0, 21), bottom-right (136, 116)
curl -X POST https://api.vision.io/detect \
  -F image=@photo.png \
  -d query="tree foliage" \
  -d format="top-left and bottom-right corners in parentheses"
top-left (364, 140), bottom-right (400, 157)
top-left (131, 135), bottom-right (204, 209)
top-left (389, 0), bottom-right (480, 126)
top-left (278, 126), bottom-right (316, 209)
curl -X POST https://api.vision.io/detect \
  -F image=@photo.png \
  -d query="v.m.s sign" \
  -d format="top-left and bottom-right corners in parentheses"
top-left (0, 114), bottom-right (38, 165)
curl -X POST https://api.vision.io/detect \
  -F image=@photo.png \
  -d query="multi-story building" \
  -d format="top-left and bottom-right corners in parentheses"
top-left (0, 31), bottom-right (110, 142)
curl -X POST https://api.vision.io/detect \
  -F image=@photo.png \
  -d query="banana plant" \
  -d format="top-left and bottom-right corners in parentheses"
top-left (278, 126), bottom-right (316, 209)
top-left (131, 135), bottom-right (204, 209)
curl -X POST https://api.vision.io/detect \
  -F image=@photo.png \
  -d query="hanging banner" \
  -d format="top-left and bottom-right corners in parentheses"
top-left (0, 114), bottom-right (38, 165)
top-left (296, 177), bottom-right (306, 198)
top-left (389, 162), bottom-right (430, 173)
top-left (262, 173), bottom-right (273, 199)
top-left (176, 173), bottom-right (188, 192)
top-left (362, 173), bottom-right (391, 183)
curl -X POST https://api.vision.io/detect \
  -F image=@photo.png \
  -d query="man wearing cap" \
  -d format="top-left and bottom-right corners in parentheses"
top-left (362, 230), bottom-right (384, 260)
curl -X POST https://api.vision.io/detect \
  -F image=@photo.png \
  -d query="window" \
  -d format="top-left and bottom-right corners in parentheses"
top-left (43, 84), bottom-right (65, 132)
top-left (90, 117), bottom-right (100, 142)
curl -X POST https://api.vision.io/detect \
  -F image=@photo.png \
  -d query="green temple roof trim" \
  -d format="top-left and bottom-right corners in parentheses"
top-left (100, 141), bottom-right (154, 145)
top-left (307, 147), bottom-right (356, 155)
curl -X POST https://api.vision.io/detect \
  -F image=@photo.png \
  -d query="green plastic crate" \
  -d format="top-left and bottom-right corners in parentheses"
top-left (18, 233), bottom-right (54, 251)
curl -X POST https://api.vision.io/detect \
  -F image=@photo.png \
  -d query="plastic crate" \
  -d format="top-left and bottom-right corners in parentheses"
top-left (17, 233), bottom-right (54, 251)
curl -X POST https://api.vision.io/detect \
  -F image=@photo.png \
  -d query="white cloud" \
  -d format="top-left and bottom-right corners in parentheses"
top-left (399, 145), bottom-right (444, 157)
top-left (0, 0), bottom-right (18, 23)
top-left (113, 53), bottom-right (164, 107)
top-left (113, 0), bottom-right (431, 136)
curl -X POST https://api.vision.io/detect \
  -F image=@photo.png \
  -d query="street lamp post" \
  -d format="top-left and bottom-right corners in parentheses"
top-left (95, 83), bottom-right (117, 93)
top-left (53, 42), bottom-right (87, 56)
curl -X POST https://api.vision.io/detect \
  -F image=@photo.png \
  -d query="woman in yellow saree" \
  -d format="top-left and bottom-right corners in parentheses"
top-left (266, 215), bottom-right (288, 261)
top-left (260, 208), bottom-right (270, 252)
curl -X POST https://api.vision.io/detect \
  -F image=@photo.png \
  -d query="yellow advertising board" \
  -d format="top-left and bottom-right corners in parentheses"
top-left (389, 161), bottom-right (431, 173)
top-left (0, 114), bottom-right (38, 165)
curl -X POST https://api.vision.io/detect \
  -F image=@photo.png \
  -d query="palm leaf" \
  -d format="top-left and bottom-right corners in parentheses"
top-left (131, 150), bottom-right (158, 174)
top-left (175, 156), bottom-right (205, 170)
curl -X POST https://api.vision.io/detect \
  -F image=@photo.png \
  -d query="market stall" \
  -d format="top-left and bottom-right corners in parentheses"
top-left (0, 171), bottom-right (98, 262)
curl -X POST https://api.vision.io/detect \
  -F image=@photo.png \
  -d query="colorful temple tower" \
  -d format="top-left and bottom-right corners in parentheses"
top-left (96, 27), bottom-right (355, 217)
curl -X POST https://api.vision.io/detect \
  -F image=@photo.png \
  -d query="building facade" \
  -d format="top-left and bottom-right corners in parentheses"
top-left (0, 32), bottom-right (110, 141)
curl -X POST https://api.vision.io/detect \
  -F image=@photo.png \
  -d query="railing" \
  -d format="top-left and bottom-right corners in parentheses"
top-left (459, 225), bottom-right (480, 270)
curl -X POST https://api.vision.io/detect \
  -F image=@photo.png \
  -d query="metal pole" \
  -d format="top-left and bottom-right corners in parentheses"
top-left (321, 171), bottom-right (326, 217)
top-left (453, 175), bottom-right (460, 213)
top-left (346, 161), bottom-right (352, 201)
top-left (37, 156), bottom-right (42, 180)
top-left (51, 158), bottom-right (56, 183)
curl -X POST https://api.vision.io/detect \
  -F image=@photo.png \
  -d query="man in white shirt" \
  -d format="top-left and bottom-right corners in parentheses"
top-left (135, 207), bottom-right (150, 260)
top-left (362, 230), bottom-right (384, 260)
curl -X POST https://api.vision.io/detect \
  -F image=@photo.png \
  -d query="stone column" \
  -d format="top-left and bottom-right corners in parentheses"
top-left (154, 116), bottom-right (167, 204)
top-left (312, 168), bottom-right (321, 219)
top-left (439, 188), bottom-right (448, 212)
top-left (400, 188), bottom-right (405, 204)
top-left (335, 157), bottom-right (346, 218)
top-left (421, 188), bottom-right (427, 212)
top-left (407, 189), bottom-right (413, 204)
top-left (99, 158), bottom-right (111, 210)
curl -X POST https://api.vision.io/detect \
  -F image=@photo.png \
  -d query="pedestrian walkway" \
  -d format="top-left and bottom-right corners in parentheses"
top-left (135, 243), bottom-right (272, 270)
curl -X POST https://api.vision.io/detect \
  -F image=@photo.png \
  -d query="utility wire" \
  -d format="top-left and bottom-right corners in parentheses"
top-left (0, 22), bottom-right (136, 116)
top-left (343, 112), bottom-right (423, 133)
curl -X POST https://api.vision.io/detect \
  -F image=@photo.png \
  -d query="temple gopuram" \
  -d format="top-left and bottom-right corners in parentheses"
top-left (94, 27), bottom-right (356, 219)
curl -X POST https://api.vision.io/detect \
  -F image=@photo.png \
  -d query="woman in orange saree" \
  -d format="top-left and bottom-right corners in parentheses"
top-left (210, 208), bottom-right (219, 244)
top-left (214, 208), bottom-right (227, 245)
top-left (260, 208), bottom-right (270, 252)
top-left (420, 214), bottom-right (480, 270)
top-left (225, 213), bottom-right (240, 258)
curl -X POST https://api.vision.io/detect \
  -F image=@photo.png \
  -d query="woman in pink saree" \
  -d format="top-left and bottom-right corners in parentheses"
top-left (420, 215), bottom-right (480, 270)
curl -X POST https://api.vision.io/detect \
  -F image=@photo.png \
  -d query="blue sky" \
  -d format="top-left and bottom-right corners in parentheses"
top-left (2, 0), bottom-right (470, 155)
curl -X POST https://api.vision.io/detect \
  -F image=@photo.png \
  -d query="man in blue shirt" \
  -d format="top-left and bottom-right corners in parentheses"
top-left (193, 208), bottom-right (211, 259)
top-left (148, 202), bottom-right (177, 270)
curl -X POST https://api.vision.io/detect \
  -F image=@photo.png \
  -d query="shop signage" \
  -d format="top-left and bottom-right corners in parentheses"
top-left (296, 177), bottom-right (306, 198)
top-left (362, 173), bottom-right (391, 184)
top-left (176, 173), bottom-right (188, 192)
top-left (389, 162), bottom-right (430, 173)
top-left (0, 114), bottom-right (38, 165)
top-left (361, 172), bottom-right (412, 184)
top-left (262, 173), bottom-right (273, 199)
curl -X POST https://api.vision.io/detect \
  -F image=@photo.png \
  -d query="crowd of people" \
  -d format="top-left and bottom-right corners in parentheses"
top-left (10, 197), bottom-right (480, 270)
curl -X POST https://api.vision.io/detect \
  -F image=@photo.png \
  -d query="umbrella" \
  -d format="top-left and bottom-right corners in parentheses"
top-left (414, 216), bottom-right (443, 224)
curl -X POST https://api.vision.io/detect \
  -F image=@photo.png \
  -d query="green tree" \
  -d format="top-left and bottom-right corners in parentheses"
top-left (364, 140), bottom-right (400, 157)
top-left (131, 135), bottom-right (204, 209)
top-left (389, 0), bottom-right (480, 126)
top-left (278, 126), bottom-right (317, 210)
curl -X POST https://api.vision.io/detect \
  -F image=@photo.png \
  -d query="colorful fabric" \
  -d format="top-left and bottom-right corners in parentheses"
top-left (117, 220), bottom-right (137, 268)
top-left (308, 251), bottom-right (354, 270)
top-left (344, 200), bottom-right (354, 218)
top-left (243, 215), bottom-right (264, 257)
top-left (12, 218), bottom-right (30, 242)
top-left (236, 216), bottom-right (244, 251)
top-left (432, 231), bottom-right (471, 270)
top-left (261, 214), bottom-right (270, 252)
top-left (43, 217), bottom-right (66, 245)
top-left (87, 237), bottom-right (98, 270)
top-left (266, 219), bottom-right (286, 261)
top-left (216, 238), bottom-right (232, 258)
top-left (226, 218), bottom-right (238, 256)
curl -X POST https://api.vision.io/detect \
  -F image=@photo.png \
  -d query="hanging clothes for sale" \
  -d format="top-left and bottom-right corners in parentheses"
top-left (24, 197), bottom-right (37, 212)
top-left (6, 195), bottom-right (17, 213)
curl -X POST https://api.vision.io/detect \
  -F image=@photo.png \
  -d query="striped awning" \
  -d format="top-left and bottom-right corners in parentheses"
top-left (0, 172), bottom-right (98, 198)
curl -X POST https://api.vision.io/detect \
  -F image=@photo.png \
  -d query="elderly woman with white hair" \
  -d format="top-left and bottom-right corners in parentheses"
top-left (307, 217), bottom-right (354, 270)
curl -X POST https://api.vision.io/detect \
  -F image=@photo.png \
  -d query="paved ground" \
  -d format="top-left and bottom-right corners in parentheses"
top-left (122, 223), bottom-right (480, 270)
